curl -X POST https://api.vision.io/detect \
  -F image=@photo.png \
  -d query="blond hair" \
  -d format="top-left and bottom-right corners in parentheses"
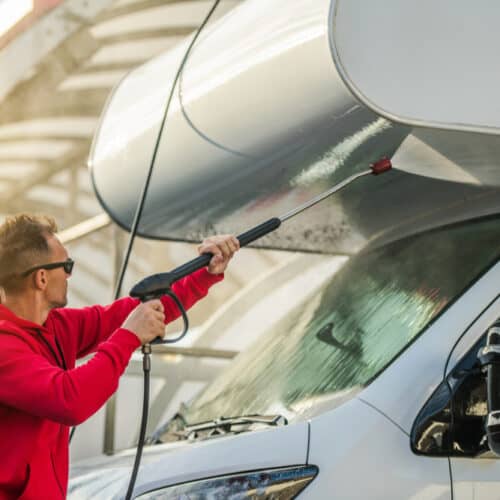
top-left (0, 214), bottom-right (58, 292)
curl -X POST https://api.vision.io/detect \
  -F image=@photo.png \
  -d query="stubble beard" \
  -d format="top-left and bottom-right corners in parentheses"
top-left (50, 285), bottom-right (68, 309)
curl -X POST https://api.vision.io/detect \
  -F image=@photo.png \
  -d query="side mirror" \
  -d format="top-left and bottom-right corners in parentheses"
top-left (478, 322), bottom-right (500, 455)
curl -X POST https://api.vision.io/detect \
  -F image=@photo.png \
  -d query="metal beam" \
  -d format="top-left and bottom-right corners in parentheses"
top-left (103, 225), bottom-right (126, 455)
top-left (101, 0), bottom-right (204, 21)
top-left (152, 345), bottom-right (237, 359)
top-left (0, 134), bottom-right (92, 143)
top-left (0, 142), bottom-right (89, 207)
top-left (4, 198), bottom-right (91, 220)
top-left (58, 213), bottom-right (111, 244)
top-left (0, 0), bottom-right (116, 100)
top-left (96, 27), bottom-right (195, 44)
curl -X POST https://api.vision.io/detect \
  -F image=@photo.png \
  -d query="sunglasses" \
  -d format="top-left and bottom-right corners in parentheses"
top-left (21, 258), bottom-right (75, 277)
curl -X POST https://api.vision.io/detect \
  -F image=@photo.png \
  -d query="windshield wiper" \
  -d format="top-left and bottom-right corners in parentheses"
top-left (147, 407), bottom-right (188, 444)
top-left (316, 322), bottom-right (363, 357)
top-left (151, 413), bottom-right (288, 443)
top-left (183, 414), bottom-right (288, 440)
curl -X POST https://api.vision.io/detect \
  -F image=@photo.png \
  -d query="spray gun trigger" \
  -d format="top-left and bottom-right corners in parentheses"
top-left (130, 272), bottom-right (176, 301)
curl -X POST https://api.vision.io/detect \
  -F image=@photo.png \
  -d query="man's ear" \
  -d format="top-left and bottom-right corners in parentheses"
top-left (33, 269), bottom-right (48, 291)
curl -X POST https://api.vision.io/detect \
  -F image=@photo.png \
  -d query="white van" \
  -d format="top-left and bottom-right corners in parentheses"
top-left (69, 214), bottom-right (500, 499)
top-left (72, 0), bottom-right (500, 497)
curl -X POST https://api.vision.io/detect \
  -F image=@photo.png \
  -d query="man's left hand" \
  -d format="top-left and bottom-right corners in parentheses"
top-left (198, 234), bottom-right (240, 275)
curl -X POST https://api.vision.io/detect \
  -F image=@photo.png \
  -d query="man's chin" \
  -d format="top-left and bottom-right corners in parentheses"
top-left (51, 299), bottom-right (68, 309)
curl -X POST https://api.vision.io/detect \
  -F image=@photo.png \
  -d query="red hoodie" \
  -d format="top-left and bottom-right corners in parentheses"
top-left (0, 269), bottom-right (222, 499)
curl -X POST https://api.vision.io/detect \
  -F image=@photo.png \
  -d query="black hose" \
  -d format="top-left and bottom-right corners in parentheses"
top-left (125, 348), bottom-right (151, 500)
top-left (160, 291), bottom-right (189, 344)
top-left (122, 2), bottom-right (222, 496)
top-left (124, 291), bottom-right (188, 499)
top-left (113, 0), bottom-right (222, 300)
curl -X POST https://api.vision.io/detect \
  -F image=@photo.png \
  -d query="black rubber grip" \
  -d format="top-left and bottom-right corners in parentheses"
top-left (237, 217), bottom-right (281, 247)
top-left (170, 253), bottom-right (212, 282)
top-left (131, 217), bottom-right (283, 299)
top-left (170, 217), bottom-right (282, 282)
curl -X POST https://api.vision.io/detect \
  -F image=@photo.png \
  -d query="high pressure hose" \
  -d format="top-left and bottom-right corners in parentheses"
top-left (119, 2), bottom-right (222, 499)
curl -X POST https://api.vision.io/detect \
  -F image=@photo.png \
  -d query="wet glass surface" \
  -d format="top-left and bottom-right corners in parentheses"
top-left (176, 216), bottom-right (500, 429)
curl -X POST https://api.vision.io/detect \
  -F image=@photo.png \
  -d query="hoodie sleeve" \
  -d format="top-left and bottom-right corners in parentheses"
top-left (49, 268), bottom-right (224, 358)
top-left (0, 328), bottom-right (141, 426)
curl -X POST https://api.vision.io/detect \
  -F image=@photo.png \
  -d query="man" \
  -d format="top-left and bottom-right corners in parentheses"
top-left (0, 214), bottom-right (239, 499)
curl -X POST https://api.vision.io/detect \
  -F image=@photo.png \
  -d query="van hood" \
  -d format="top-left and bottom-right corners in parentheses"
top-left (69, 421), bottom-right (309, 499)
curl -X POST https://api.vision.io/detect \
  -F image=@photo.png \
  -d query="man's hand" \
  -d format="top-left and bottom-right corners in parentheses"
top-left (198, 234), bottom-right (240, 275)
top-left (122, 300), bottom-right (165, 345)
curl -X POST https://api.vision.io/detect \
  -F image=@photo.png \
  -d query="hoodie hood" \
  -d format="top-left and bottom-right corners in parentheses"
top-left (0, 303), bottom-right (54, 332)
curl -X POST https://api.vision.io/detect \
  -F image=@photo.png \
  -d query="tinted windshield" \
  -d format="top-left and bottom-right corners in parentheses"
top-left (183, 216), bottom-right (500, 424)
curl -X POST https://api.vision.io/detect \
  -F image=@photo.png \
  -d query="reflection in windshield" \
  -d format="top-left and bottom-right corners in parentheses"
top-left (181, 216), bottom-right (500, 426)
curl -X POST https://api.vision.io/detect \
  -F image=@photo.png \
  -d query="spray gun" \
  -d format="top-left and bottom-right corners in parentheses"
top-left (123, 158), bottom-right (392, 499)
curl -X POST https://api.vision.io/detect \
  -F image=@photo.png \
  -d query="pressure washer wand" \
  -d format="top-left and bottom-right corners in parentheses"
top-left (130, 158), bottom-right (392, 301)
top-left (124, 158), bottom-right (391, 500)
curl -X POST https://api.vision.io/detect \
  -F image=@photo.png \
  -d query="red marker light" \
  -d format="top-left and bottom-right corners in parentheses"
top-left (371, 157), bottom-right (392, 175)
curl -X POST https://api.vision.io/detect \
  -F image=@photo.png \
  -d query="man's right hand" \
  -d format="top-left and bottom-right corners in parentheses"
top-left (122, 300), bottom-right (165, 345)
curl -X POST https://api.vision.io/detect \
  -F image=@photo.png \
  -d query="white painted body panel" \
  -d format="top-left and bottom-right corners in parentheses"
top-left (330, 0), bottom-right (500, 188)
top-left (451, 457), bottom-right (500, 500)
top-left (301, 264), bottom-right (500, 500)
top-left (305, 398), bottom-right (450, 499)
top-left (70, 421), bottom-right (309, 498)
top-left (70, 262), bottom-right (500, 499)
top-left (91, 0), bottom-right (350, 169)
top-left (180, 0), bottom-right (351, 157)
top-left (331, 0), bottom-right (500, 134)
top-left (89, 0), bottom-right (365, 236)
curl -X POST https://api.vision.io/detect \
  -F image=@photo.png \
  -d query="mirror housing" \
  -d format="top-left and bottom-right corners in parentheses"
top-left (477, 323), bottom-right (500, 455)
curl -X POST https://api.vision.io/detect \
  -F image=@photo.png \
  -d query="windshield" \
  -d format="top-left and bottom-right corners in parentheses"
top-left (182, 216), bottom-right (500, 425)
